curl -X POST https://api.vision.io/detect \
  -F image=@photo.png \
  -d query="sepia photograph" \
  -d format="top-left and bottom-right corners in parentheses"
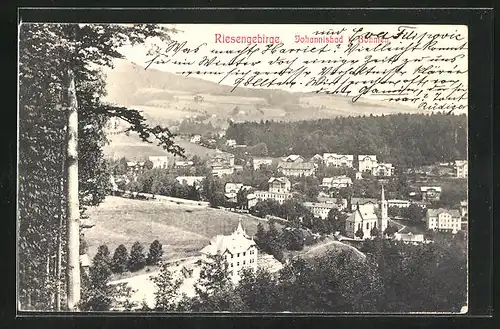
top-left (17, 20), bottom-right (469, 314)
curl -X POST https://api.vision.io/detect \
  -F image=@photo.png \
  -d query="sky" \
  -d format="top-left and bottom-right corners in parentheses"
top-left (118, 24), bottom-right (468, 114)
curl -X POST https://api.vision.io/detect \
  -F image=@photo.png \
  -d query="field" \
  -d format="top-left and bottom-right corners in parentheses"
top-left (104, 133), bottom-right (222, 161)
top-left (84, 196), bottom-right (277, 261)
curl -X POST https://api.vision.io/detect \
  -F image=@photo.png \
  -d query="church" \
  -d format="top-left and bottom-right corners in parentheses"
top-left (345, 185), bottom-right (389, 239)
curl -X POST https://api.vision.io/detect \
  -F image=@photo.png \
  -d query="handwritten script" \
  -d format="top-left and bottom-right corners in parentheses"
top-left (141, 25), bottom-right (468, 114)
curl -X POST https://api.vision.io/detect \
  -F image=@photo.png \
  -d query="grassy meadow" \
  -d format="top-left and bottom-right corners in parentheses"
top-left (83, 196), bottom-right (276, 261)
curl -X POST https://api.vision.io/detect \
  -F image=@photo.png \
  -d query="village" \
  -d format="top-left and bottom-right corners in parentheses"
top-left (87, 129), bottom-right (469, 308)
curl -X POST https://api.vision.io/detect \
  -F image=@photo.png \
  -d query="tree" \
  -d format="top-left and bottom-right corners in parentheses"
top-left (147, 240), bottom-right (164, 266)
top-left (18, 23), bottom-right (184, 310)
top-left (151, 263), bottom-right (182, 311)
top-left (194, 254), bottom-right (233, 304)
top-left (370, 226), bottom-right (380, 238)
top-left (112, 245), bottom-right (129, 274)
top-left (384, 225), bottom-right (399, 237)
top-left (255, 223), bottom-right (267, 247)
top-left (327, 208), bottom-right (348, 235)
top-left (236, 188), bottom-right (249, 209)
top-left (128, 242), bottom-right (146, 272)
top-left (144, 159), bottom-right (154, 170)
top-left (355, 228), bottom-right (364, 239)
top-left (80, 245), bottom-right (134, 311)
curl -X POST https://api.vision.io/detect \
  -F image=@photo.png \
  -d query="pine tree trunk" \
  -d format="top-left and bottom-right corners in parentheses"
top-left (65, 67), bottom-right (80, 310)
top-left (55, 160), bottom-right (64, 311)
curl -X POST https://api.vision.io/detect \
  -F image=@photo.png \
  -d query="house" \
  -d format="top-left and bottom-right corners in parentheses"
top-left (345, 186), bottom-right (389, 239)
top-left (387, 199), bottom-right (411, 208)
top-left (303, 202), bottom-right (339, 219)
top-left (421, 186), bottom-right (442, 201)
top-left (253, 190), bottom-right (293, 205)
top-left (126, 161), bottom-right (145, 175)
top-left (277, 161), bottom-right (315, 177)
top-left (394, 232), bottom-right (425, 244)
top-left (460, 200), bottom-right (468, 217)
top-left (247, 193), bottom-right (258, 208)
top-left (199, 221), bottom-right (258, 284)
top-left (455, 160), bottom-right (468, 178)
top-left (211, 166), bottom-right (235, 177)
top-left (321, 175), bottom-right (353, 189)
top-left (310, 154), bottom-right (324, 163)
top-left (253, 177), bottom-right (293, 205)
top-left (253, 157), bottom-right (274, 170)
top-left (148, 156), bottom-right (169, 169)
top-left (323, 153), bottom-right (354, 168)
top-left (412, 201), bottom-right (430, 209)
top-left (268, 177), bottom-right (291, 193)
top-left (176, 176), bottom-right (205, 187)
top-left (372, 163), bottom-right (394, 177)
top-left (358, 155), bottom-right (378, 172)
top-left (349, 197), bottom-right (379, 212)
top-left (190, 135), bottom-right (202, 144)
top-left (283, 154), bottom-right (305, 163)
top-left (426, 208), bottom-right (461, 232)
top-left (225, 183), bottom-right (244, 194)
top-left (174, 160), bottom-right (194, 168)
top-left (209, 152), bottom-right (235, 167)
top-left (225, 139), bottom-right (237, 147)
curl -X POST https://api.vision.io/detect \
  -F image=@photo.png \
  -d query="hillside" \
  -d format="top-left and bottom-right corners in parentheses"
top-left (102, 59), bottom-right (424, 128)
top-left (83, 196), bottom-right (278, 261)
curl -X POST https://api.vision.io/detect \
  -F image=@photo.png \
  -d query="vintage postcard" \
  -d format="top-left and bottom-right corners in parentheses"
top-left (18, 22), bottom-right (469, 313)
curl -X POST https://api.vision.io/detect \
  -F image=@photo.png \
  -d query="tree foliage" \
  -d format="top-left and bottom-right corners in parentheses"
top-left (225, 114), bottom-right (467, 167)
top-left (147, 240), bottom-right (164, 266)
top-left (18, 23), bottom-right (184, 309)
top-left (128, 242), bottom-right (147, 272)
top-left (151, 263), bottom-right (182, 311)
top-left (112, 244), bottom-right (129, 274)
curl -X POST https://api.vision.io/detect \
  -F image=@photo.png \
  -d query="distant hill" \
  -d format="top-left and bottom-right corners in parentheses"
top-left (102, 59), bottom-right (424, 125)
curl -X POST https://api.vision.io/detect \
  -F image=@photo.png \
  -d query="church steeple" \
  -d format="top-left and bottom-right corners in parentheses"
top-left (380, 184), bottom-right (388, 232)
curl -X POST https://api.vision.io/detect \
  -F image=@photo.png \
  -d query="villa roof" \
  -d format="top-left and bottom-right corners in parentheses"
top-left (199, 222), bottom-right (256, 256)
top-left (277, 162), bottom-right (315, 170)
top-left (427, 208), bottom-right (461, 217)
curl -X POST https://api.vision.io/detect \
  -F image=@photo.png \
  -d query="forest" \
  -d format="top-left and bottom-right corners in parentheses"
top-left (225, 113), bottom-right (467, 167)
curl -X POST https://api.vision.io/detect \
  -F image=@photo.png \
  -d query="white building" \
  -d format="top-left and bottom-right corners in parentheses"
top-left (426, 208), bottom-right (461, 232)
top-left (211, 166), bottom-right (235, 177)
top-left (421, 186), bottom-right (442, 201)
top-left (148, 156), bottom-right (169, 169)
top-left (252, 177), bottom-right (293, 205)
top-left (199, 222), bottom-right (258, 284)
top-left (190, 135), bottom-right (201, 144)
top-left (358, 155), bottom-right (378, 173)
top-left (277, 162), bottom-right (315, 177)
top-left (394, 232), bottom-right (425, 244)
top-left (225, 139), bottom-right (237, 147)
top-left (303, 202), bottom-right (339, 219)
top-left (345, 186), bottom-right (388, 239)
top-left (372, 163), bottom-right (394, 177)
top-left (176, 176), bottom-right (205, 187)
top-left (268, 177), bottom-right (291, 193)
top-left (323, 153), bottom-right (354, 168)
top-left (174, 160), bottom-right (194, 168)
top-left (387, 199), bottom-right (411, 208)
top-left (455, 160), bottom-right (468, 178)
top-left (460, 200), bottom-right (468, 217)
top-left (321, 175), bottom-right (353, 189)
top-left (283, 154), bottom-right (305, 163)
top-left (253, 157), bottom-right (274, 170)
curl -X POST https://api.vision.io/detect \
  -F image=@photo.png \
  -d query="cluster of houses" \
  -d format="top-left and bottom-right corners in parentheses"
top-left (252, 153), bottom-right (394, 178)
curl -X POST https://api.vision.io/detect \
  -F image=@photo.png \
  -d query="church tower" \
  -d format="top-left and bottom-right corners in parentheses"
top-left (379, 184), bottom-right (388, 232)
